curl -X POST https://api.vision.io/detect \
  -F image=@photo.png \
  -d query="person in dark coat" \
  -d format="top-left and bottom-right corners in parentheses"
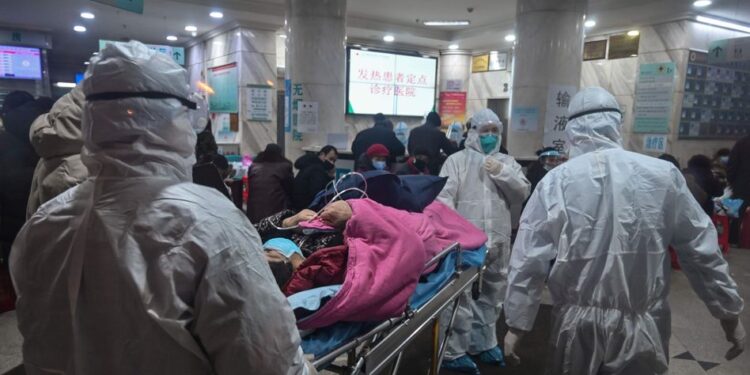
top-left (685, 154), bottom-right (724, 216)
top-left (393, 147), bottom-right (431, 175)
top-left (247, 144), bottom-right (294, 223)
top-left (525, 147), bottom-right (563, 194)
top-left (408, 112), bottom-right (457, 174)
top-left (356, 144), bottom-right (390, 172)
top-left (292, 145), bottom-right (338, 210)
top-left (0, 91), bottom-right (51, 269)
top-left (351, 113), bottom-right (405, 169)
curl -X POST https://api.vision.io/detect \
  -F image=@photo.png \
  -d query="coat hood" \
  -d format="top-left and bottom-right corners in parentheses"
top-left (30, 86), bottom-right (85, 159)
top-left (81, 40), bottom-right (197, 180)
top-left (565, 87), bottom-right (623, 158)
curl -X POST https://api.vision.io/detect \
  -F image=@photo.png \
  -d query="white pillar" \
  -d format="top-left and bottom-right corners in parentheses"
top-left (285, 0), bottom-right (347, 161)
top-left (509, 0), bottom-right (586, 158)
top-left (438, 50), bottom-right (472, 126)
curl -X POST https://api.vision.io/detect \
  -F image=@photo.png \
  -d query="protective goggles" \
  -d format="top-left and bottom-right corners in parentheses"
top-left (567, 107), bottom-right (622, 122)
top-left (86, 91), bottom-right (197, 110)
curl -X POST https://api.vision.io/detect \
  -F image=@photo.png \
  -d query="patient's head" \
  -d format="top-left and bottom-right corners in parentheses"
top-left (264, 238), bottom-right (305, 287)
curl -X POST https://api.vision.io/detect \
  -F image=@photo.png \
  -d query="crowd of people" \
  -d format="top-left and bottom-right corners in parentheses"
top-left (0, 41), bottom-right (746, 375)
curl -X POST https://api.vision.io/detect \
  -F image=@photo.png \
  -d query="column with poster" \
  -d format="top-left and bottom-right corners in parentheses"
top-left (634, 62), bottom-right (675, 133)
top-left (544, 85), bottom-right (577, 152)
top-left (438, 92), bottom-right (467, 126)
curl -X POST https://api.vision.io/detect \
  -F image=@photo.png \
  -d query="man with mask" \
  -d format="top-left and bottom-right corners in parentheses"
top-left (10, 41), bottom-right (312, 375)
top-left (438, 108), bottom-right (531, 374)
top-left (503, 87), bottom-right (744, 374)
top-left (293, 145), bottom-right (338, 210)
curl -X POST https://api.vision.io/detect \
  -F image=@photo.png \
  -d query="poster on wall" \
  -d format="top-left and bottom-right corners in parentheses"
top-left (634, 62), bottom-right (675, 134)
top-left (246, 85), bottom-right (273, 121)
top-left (679, 48), bottom-right (750, 139)
top-left (284, 79), bottom-right (291, 133)
top-left (643, 134), bottom-right (668, 153)
top-left (438, 92), bottom-right (467, 126)
top-left (544, 85), bottom-right (578, 152)
top-left (511, 107), bottom-right (539, 133)
top-left (608, 33), bottom-right (640, 59)
top-left (488, 51), bottom-right (508, 71)
top-left (583, 40), bottom-right (607, 61)
top-left (471, 54), bottom-right (489, 73)
top-left (207, 63), bottom-right (238, 113)
top-left (297, 101), bottom-right (319, 133)
top-left (213, 113), bottom-right (238, 143)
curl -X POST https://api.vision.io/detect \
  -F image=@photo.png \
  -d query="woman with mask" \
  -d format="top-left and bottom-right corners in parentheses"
top-left (292, 145), bottom-right (338, 210)
top-left (437, 108), bottom-right (531, 374)
top-left (356, 143), bottom-right (390, 172)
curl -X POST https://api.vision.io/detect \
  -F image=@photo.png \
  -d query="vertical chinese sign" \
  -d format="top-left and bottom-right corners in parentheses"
top-left (544, 85), bottom-right (578, 152)
top-left (291, 83), bottom-right (304, 141)
top-left (438, 92), bottom-right (467, 126)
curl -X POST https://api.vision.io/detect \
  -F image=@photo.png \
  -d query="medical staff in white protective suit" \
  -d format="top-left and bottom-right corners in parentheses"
top-left (10, 41), bottom-right (313, 375)
top-left (503, 87), bottom-right (745, 374)
top-left (438, 108), bottom-right (531, 374)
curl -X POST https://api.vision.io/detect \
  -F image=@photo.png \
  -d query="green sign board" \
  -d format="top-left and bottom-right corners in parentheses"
top-left (634, 62), bottom-right (676, 134)
top-left (98, 40), bottom-right (184, 65)
top-left (207, 63), bottom-right (239, 113)
top-left (93, 0), bottom-right (144, 14)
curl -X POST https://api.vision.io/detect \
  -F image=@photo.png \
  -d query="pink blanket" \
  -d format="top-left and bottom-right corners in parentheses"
top-left (297, 199), bottom-right (486, 330)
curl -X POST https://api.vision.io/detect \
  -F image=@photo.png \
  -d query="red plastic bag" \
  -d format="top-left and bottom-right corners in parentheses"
top-left (713, 214), bottom-right (730, 255)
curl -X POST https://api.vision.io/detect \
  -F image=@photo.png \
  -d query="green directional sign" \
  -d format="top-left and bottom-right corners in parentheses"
top-left (99, 40), bottom-right (184, 65)
top-left (93, 0), bottom-right (144, 14)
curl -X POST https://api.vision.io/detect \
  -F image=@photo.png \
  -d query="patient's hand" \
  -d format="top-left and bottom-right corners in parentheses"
top-left (282, 209), bottom-right (317, 228)
top-left (320, 201), bottom-right (353, 229)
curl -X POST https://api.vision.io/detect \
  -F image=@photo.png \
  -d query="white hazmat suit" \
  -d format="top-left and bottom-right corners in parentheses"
top-left (439, 109), bottom-right (531, 359)
top-left (10, 41), bottom-right (310, 375)
top-left (504, 87), bottom-right (744, 374)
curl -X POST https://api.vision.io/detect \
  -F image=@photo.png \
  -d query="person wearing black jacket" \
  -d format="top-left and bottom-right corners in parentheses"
top-left (685, 154), bottom-right (724, 216)
top-left (408, 111), bottom-right (457, 174)
top-left (351, 113), bottom-right (405, 169)
top-left (292, 145), bottom-right (338, 210)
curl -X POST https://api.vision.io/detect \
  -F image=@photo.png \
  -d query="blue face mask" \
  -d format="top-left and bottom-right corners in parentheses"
top-left (480, 134), bottom-right (499, 154)
top-left (263, 238), bottom-right (303, 259)
top-left (372, 160), bottom-right (387, 171)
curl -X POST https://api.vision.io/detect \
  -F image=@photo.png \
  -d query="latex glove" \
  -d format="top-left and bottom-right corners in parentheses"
top-left (503, 327), bottom-right (526, 366)
top-left (282, 209), bottom-right (317, 228)
top-left (721, 317), bottom-right (746, 360)
top-left (484, 157), bottom-right (503, 175)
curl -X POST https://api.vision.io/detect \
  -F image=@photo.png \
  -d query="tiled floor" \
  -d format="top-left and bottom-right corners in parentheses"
top-left (2, 249), bottom-right (750, 375)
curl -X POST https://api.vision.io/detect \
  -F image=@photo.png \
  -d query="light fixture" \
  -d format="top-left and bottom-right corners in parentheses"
top-left (279, 34), bottom-right (287, 39)
top-left (185, 25), bottom-right (197, 32)
top-left (423, 20), bottom-right (470, 26)
top-left (84, 61), bottom-right (90, 65)
top-left (627, 30), bottom-right (640, 36)
top-left (210, 11), bottom-right (224, 19)
top-left (504, 34), bottom-right (516, 42)
top-left (166, 35), bottom-right (178, 41)
top-left (693, 0), bottom-right (712, 7)
top-left (92, 52), bottom-right (99, 55)
top-left (73, 25), bottom-right (86, 32)
top-left (448, 44), bottom-right (459, 50)
top-left (55, 82), bottom-right (76, 88)
top-left (696, 15), bottom-right (750, 33)
top-left (383, 35), bottom-right (395, 42)
top-left (353, 44), bottom-right (362, 47)
top-left (80, 12), bottom-right (95, 19)
top-left (191, 32), bottom-right (197, 37)
top-left (585, 20), bottom-right (596, 28)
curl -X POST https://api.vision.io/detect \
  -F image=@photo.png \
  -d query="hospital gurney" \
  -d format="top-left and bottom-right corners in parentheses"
top-left (310, 243), bottom-right (482, 375)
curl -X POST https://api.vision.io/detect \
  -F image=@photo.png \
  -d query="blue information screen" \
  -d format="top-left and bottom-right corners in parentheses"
top-left (0, 45), bottom-right (42, 80)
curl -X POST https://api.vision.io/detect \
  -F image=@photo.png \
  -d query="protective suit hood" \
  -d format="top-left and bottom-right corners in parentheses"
top-left (81, 41), bottom-right (196, 180)
top-left (565, 87), bottom-right (623, 158)
top-left (465, 108), bottom-right (503, 155)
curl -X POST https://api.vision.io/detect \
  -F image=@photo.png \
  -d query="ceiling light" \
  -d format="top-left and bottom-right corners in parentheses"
top-left (696, 15), bottom-right (750, 33)
top-left (73, 25), bottom-right (86, 32)
top-left (423, 20), bottom-right (470, 26)
top-left (210, 11), bottom-right (224, 19)
top-left (92, 52), bottom-right (99, 55)
top-left (448, 44), bottom-right (459, 50)
top-left (80, 12), bottom-right (95, 19)
top-left (585, 20), bottom-right (596, 28)
top-left (279, 34), bottom-right (287, 39)
top-left (166, 35), bottom-right (178, 41)
top-left (185, 25), bottom-right (197, 32)
top-left (627, 30), bottom-right (640, 36)
top-left (383, 35), bottom-right (395, 42)
top-left (84, 61), bottom-right (90, 65)
top-left (55, 82), bottom-right (76, 88)
top-left (191, 32), bottom-right (197, 37)
top-left (693, 0), bottom-right (712, 7)
top-left (504, 34), bottom-right (516, 42)
top-left (353, 44), bottom-right (362, 47)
